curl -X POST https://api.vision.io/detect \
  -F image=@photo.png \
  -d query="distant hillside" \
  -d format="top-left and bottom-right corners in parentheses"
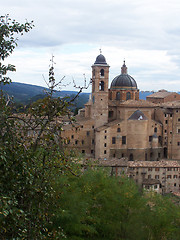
top-left (2, 82), bottom-right (173, 109)
top-left (0, 82), bottom-right (90, 109)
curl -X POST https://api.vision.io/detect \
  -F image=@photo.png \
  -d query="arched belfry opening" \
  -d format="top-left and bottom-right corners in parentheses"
top-left (99, 81), bottom-right (104, 91)
top-left (100, 69), bottom-right (104, 77)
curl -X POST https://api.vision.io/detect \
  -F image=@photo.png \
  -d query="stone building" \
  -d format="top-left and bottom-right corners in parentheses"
top-left (62, 53), bottom-right (180, 161)
top-left (96, 159), bottom-right (180, 194)
top-left (146, 90), bottom-right (180, 104)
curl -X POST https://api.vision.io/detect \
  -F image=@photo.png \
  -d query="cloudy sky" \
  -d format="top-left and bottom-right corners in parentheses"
top-left (2, 0), bottom-right (180, 92)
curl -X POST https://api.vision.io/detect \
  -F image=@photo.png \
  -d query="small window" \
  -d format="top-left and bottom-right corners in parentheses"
top-left (116, 92), bottom-right (120, 100)
top-left (82, 140), bottom-right (84, 145)
top-left (148, 175), bottom-right (151, 179)
top-left (122, 153), bottom-right (124, 157)
top-left (173, 175), bottom-right (178, 179)
top-left (92, 139), bottom-right (94, 144)
top-left (93, 96), bottom-right (95, 104)
top-left (149, 136), bottom-right (152, 142)
top-left (167, 175), bottom-right (171, 179)
top-left (148, 168), bottom-right (152, 171)
top-left (91, 150), bottom-right (94, 154)
top-left (165, 120), bottom-right (168, 124)
top-left (174, 183), bottom-right (177, 187)
top-left (126, 92), bottom-right (131, 100)
top-left (154, 127), bottom-right (157, 133)
top-left (104, 136), bottom-right (107, 139)
top-left (109, 111), bottom-right (113, 118)
top-left (155, 175), bottom-right (159, 179)
top-left (82, 150), bottom-right (85, 154)
top-left (122, 136), bottom-right (126, 144)
top-left (71, 135), bottom-right (74, 139)
top-left (177, 142), bottom-right (180, 146)
top-left (129, 154), bottom-right (134, 161)
top-left (155, 168), bottom-right (159, 171)
top-left (117, 128), bottom-right (121, 132)
top-left (75, 140), bottom-right (78, 145)
top-left (104, 150), bottom-right (107, 154)
top-left (112, 137), bottom-right (116, 144)
top-left (87, 131), bottom-right (90, 136)
top-left (104, 143), bottom-right (107, 147)
top-left (178, 129), bottom-right (180, 133)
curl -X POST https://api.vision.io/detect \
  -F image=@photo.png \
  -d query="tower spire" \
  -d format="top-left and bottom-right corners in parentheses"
top-left (121, 59), bottom-right (127, 74)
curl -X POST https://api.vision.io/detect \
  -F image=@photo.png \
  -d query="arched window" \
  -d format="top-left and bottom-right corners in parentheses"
top-left (154, 127), bottom-right (157, 133)
top-left (99, 81), bottom-right (104, 91)
top-left (100, 69), bottom-right (104, 77)
top-left (126, 92), bottom-right (131, 100)
top-left (116, 92), bottom-right (120, 100)
top-left (129, 154), bottom-right (134, 161)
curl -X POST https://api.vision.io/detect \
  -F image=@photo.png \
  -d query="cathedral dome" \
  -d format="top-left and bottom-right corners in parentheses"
top-left (110, 61), bottom-right (137, 90)
top-left (94, 54), bottom-right (107, 65)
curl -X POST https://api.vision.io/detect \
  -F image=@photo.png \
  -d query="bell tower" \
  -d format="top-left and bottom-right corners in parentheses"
top-left (91, 52), bottom-right (110, 128)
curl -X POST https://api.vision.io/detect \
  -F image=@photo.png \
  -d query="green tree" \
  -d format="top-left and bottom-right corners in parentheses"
top-left (0, 14), bottom-right (33, 84)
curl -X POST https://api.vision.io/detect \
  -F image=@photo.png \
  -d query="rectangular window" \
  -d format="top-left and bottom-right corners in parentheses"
top-left (148, 168), bottom-right (152, 171)
top-left (155, 168), bottom-right (160, 171)
top-left (82, 140), bottom-right (84, 145)
top-left (104, 150), bottom-right (106, 154)
top-left (92, 139), bottom-right (94, 144)
top-left (177, 142), bottom-right (180, 146)
top-left (122, 136), bottom-right (126, 144)
top-left (112, 137), bottom-right (116, 144)
top-left (108, 111), bottom-right (113, 118)
top-left (149, 136), bottom-right (152, 142)
top-left (148, 175), bottom-right (151, 179)
top-left (178, 129), bottom-right (180, 133)
top-left (82, 150), bottom-right (85, 154)
top-left (167, 175), bottom-right (172, 179)
top-left (91, 150), bottom-right (94, 154)
top-left (87, 131), bottom-right (90, 136)
top-left (173, 175), bottom-right (178, 179)
top-left (75, 140), bottom-right (78, 145)
top-left (155, 175), bottom-right (159, 179)
top-left (104, 143), bottom-right (107, 147)
top-left (104, 135), bottom-right (107, 139)
top-left (165, 120), bottom-right (168, 124)
top-left (71, 135), bottom-right (74, 139)
top-left (167, 168), bottom-right (172, 171)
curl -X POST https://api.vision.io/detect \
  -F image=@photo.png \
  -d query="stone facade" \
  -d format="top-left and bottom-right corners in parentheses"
top-left (62, 53), bottom-right (180, 161)
top-left (96, 159), bottom-right (180, 194)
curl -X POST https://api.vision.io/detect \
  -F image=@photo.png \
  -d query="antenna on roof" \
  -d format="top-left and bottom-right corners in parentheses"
top-left (99, 48), bottom-right (102, 54)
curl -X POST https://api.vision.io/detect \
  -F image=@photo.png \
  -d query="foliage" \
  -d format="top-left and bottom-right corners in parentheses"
top-left (0, 14), bottom-right (34, 84)
top-left (48, 169), bottom-right (180, 240)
